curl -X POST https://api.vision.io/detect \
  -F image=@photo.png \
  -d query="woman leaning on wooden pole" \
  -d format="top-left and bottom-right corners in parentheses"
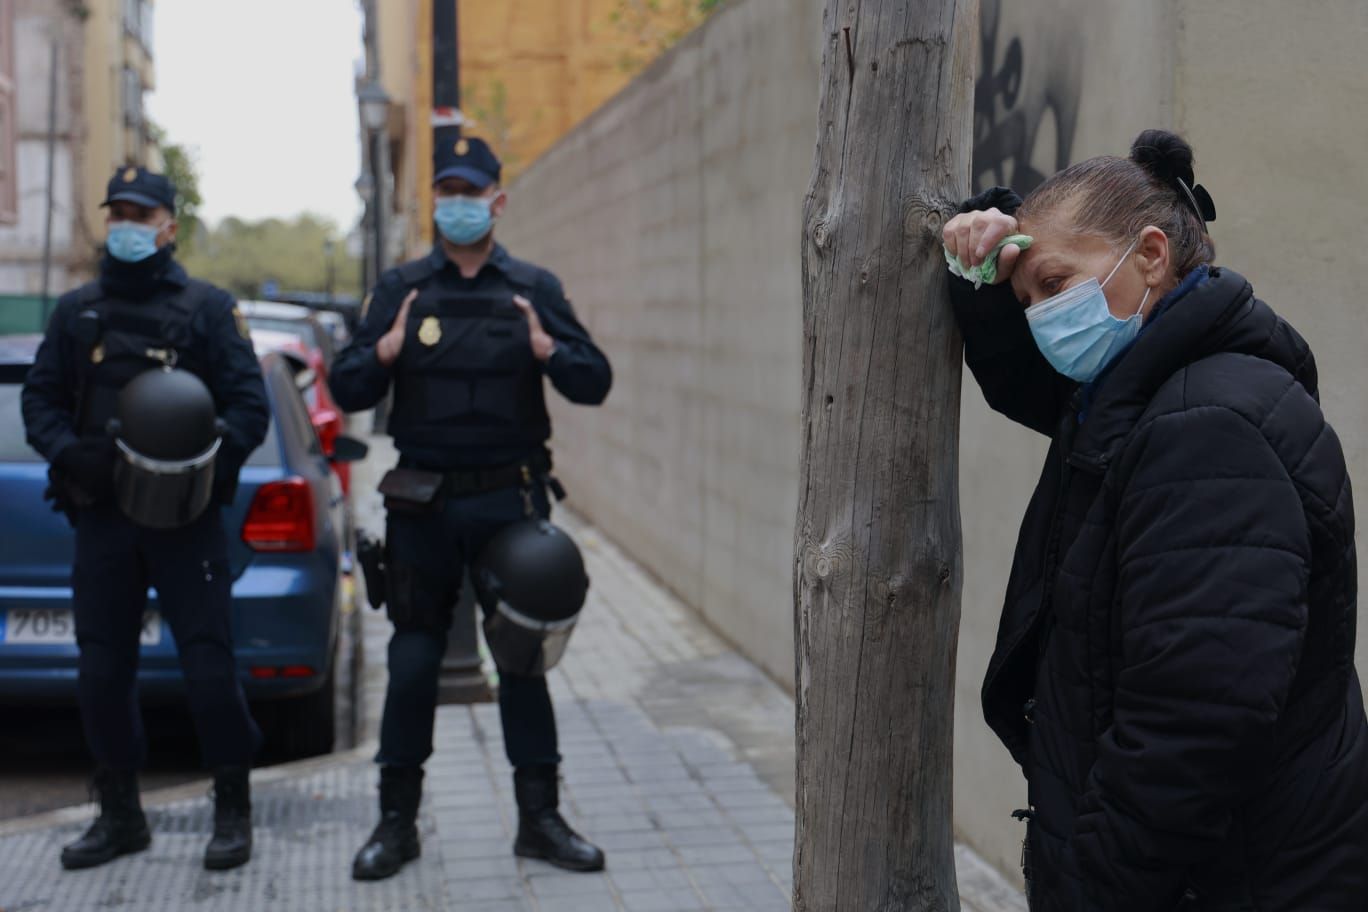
top-left (794, 0), bottom-right (978, 909)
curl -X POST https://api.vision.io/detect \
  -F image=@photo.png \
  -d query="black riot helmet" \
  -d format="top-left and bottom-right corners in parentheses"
top-left (473, 521), bottom-right (589, 676)
top-left (107, 367), bottom-right (223, 529)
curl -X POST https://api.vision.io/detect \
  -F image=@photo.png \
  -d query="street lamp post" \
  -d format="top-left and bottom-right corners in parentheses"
top-left (354, 67), bottom-right (490, 707)
top-left (356, 80), bottom-right (390, 278)
top-left (323, 238), bottom-right (337, 304)
top-left (353, 171), bottom-right (375, 294)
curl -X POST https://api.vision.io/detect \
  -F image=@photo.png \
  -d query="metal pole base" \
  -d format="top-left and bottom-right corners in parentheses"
top-left (438, 572), bottom-right (494, 705)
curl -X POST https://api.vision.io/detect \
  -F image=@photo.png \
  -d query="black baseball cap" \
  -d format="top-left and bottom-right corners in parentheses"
top-left (433, 134), bottom-right (501, 188)
top-left (101, 165), bottom-right (177, 211)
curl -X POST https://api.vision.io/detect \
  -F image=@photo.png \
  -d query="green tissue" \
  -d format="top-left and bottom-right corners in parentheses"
top-left (944, 234), bottom-right (1033, 289)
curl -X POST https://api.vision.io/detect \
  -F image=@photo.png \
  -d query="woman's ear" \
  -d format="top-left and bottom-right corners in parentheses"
top-left (1136, 225), bottom-right (1170, 288)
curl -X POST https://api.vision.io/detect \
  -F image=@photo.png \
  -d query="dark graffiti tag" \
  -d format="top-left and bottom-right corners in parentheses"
top-left (972, 0), bottom-right (1082, 196)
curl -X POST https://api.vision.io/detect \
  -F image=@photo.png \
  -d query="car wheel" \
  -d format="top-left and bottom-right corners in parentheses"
top-left (264, 661), bottom-right (336, 761)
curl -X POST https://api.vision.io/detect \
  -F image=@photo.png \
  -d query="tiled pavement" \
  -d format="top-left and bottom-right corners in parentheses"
top-left (0, 430), bottom-right (1025, 911)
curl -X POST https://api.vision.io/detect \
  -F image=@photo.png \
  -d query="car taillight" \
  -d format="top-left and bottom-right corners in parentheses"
top-left (313, 407), bottom-right (341, 456)
top-left (242, 478), bottom-right (316, 552)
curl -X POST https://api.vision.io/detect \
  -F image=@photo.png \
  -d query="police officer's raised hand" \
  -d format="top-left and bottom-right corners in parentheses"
top-left (376, 289), bottom-right (418, 367)
top-left (513, 295), bottom-right (557, 362)
top-left (942, 208), bottom-right (1022, 284)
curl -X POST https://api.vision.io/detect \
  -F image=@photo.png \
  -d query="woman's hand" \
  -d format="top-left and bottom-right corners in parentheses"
top-left (943, 208), bottom-right (1023, 285)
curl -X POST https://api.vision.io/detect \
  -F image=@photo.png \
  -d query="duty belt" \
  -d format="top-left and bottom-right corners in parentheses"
top-left (438, 453), bottom-right (562, 500)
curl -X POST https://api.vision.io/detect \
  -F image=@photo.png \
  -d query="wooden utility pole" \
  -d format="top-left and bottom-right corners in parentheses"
top-left (794, 2), bottom-right (977, 910)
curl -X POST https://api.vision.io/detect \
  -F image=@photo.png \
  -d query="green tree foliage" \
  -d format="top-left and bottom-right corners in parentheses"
top-left (181, 214), bottom-right (359, 301)
top-left (467, 80), bottom-right (519, 172)
top-left (147, 122), bottom-right (204, 255)
top-left (610, 0), bottom-right (723, 71)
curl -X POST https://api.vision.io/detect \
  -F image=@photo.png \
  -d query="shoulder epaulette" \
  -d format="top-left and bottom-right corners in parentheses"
top-left (397, 257), bottom-right (438, 285)
top-left (500, 256), bottom-right (543, 292)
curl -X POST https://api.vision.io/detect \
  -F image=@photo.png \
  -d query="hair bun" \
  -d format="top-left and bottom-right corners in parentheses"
top-left (1130, 129), bottom-right (1196, 188)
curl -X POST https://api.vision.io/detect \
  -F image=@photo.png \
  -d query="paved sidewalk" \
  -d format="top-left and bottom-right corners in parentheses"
top-left (0, 431), bottom-right (1025, 911)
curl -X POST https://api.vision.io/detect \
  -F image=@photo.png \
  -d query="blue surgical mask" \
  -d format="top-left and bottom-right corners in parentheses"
top-left (434, 195), bottom-right (495, 246)
top-left (106, 220), bottom-right (166, 263)
top-left (1024, 238), bottom-right (1151, 383)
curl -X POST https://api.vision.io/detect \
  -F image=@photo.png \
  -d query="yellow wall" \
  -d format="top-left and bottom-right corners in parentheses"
top-left (376, 0), bottom-right (708, 257)
top-left (460, 0), bottom-right (707, 178)
top-left (375, 0), bottom-right (426, 258)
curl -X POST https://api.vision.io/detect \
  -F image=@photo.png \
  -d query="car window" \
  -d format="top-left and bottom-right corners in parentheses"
top-left (268, 361), bottom-right (322, 459)
top-left (246, 317), bottom-right (314, 348)
top-left (244, 414), bottom-right (282, 466)
top-left (310, 321), bottom-right (336, 366)
top-left (0, 382), bottom-right (42, 462)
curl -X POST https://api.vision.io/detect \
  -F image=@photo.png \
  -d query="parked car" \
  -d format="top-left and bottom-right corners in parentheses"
top-left (313, 309), bottom-right (351, 351)
top-left (238, 300), bottom-right (337, 370)
top-left (247, 317), bottom-right (352, 496)
top-left (0, 337), bottom-right (366, 760)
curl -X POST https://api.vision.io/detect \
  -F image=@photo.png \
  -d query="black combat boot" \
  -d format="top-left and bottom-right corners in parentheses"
top-left (352, 765), bottom-right (424, 881)
top-left (60, 769), bottom-right (151, 870)
top-left (203, 766), bottom-right (253, 870)
top-left (513, 765), bottom-right (605, 872)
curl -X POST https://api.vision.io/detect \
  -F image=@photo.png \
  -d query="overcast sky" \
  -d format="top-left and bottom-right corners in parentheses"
top-left (146, 0), bottom-right (365, 230)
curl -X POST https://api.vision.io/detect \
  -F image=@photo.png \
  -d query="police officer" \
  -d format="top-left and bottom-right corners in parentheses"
top-left (21, 167), bottom-right (269, 872)
top-left (331, 137), bottom-right (612, 881)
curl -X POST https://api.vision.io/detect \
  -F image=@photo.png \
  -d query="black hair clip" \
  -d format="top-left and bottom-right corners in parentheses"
top-left (1175, 177), bottom-right (1217, 224)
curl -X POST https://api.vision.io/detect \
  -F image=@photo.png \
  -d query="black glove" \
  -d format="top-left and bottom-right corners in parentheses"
top-left (55, 438), bottom-right (117, 504)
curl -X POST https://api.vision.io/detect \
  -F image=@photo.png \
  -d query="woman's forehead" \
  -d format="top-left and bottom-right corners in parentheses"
top-left (1018, 226), bottom-right (1112, 272)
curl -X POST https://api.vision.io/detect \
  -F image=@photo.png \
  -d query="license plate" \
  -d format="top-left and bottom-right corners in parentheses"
top-left (0, 609), bottom-right (161, 646)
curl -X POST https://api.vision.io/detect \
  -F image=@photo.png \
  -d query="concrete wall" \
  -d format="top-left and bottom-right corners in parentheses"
top-left (500, 0), bottom-right (822, 687)
top-left (500, 0), bottom-right (1368, 886)
top-left (1172, 0), bottom-right (1368, 677)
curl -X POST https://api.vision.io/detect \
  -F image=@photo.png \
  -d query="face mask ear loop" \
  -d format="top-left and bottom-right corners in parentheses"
top-left (1135, 286), bottom-right (1152, 318)
top-left (1101, 236), bottom-right (1142, 290)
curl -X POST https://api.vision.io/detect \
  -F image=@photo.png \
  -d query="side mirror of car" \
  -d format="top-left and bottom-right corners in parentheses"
top-left (330, 435), bottom-right (369, 463)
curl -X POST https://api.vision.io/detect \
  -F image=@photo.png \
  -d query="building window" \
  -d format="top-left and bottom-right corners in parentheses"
top-left (123, 0), bottom-right (153, 49)
top-left (122, 66), bottom-right (143, 134)
top-left (0, 0), bottom-right (14, 225)
top-left (139, 1), bottom-right (154, 51)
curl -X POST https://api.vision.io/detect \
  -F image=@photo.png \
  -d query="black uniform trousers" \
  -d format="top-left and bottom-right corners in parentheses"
top-left (72, 504), bottom-right (261, 771)
top-left (377, 483), bottom-right (560, 770)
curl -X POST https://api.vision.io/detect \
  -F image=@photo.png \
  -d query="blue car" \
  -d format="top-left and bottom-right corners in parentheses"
top-left (0, 336), bottom-right (364, 759)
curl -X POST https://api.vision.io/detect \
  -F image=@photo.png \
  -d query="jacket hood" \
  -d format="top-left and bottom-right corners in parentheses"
top-left (1072, 267), bottom-right (1318, 467)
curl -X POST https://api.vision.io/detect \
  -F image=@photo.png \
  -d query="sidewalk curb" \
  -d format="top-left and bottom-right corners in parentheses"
top-left (0, 741), bottom-right (379, 839)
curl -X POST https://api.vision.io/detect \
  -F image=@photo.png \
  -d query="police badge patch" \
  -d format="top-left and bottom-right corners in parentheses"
top-left (232, 307), bottom-right (251, 340)
top-left (418, 316), bottom-right (442, 346)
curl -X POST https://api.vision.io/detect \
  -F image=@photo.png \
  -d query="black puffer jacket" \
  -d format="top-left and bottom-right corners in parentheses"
top-left (953, 192), bottom-right (1368, 911)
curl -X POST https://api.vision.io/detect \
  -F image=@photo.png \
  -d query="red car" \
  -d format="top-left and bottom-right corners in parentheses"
top-left (249, 328), bottom-right (351, 495)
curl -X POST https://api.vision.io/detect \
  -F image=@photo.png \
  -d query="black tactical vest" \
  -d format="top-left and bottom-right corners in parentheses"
top-left (71, 283), bottom-right (212, 438)
top-left (388, 257), bottom-right (551, 451)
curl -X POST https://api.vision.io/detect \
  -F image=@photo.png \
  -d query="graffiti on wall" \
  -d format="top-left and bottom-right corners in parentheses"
top-left (972, 0), bottom-right (1082, 196)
